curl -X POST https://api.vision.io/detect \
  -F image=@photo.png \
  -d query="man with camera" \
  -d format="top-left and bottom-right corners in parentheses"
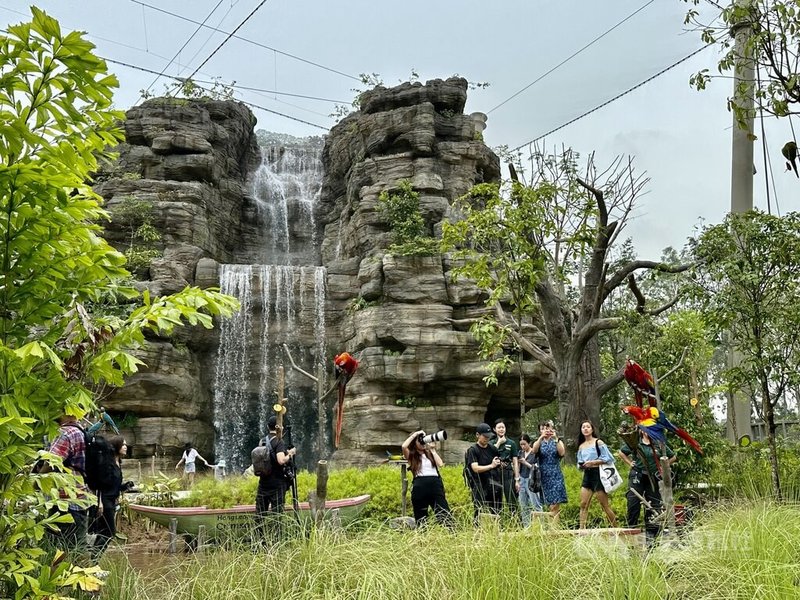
top-left (255, 415), bottom-right (297, 542)
top-left (492, 419), bottom-right (521, 519)
top-left (466, 422), bottom-right (502, 524)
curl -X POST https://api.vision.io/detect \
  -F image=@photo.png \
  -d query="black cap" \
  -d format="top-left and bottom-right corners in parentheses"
top-left (267, 415), bottom-right (277, 431)
top-left (476, 423), bottom-right (492, 435)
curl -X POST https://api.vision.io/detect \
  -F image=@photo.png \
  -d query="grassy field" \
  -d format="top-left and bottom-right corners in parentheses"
top-left (100, 501), bottom-right (800, 600)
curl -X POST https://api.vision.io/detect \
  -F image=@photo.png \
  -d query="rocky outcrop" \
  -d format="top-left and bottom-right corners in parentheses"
top-left (95, 98), bottom-right (261, 458)
top-left (317, 77), bottom-right (554, 466)
top-left (97, 80), bottom-right (557, 467)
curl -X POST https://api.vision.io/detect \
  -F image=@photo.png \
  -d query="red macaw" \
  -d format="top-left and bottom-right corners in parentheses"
top-left (623, 359), bottom-right (657, 408)
top-left (622, 405), bottom-right (703, 454)
top-left (333, 352), bottom-right (359, 448)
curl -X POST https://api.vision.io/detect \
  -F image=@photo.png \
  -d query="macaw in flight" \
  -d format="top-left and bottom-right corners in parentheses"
top-left (333, 352), bottom-right (359, 448)
top-left (623, 358), bottom-right (657, 408)
top-left (622, 405), bottom-right (703, 454)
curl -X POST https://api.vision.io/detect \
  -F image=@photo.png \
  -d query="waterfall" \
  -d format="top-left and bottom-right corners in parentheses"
top-left (213, 135), bottom-right (327, 472)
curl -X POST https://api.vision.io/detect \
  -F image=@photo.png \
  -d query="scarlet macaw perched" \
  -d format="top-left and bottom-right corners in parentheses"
top-left (333, 352), bottom-right (359, 448)
top-left (623, 359), bottom-right (657, 408)
top-left (622, 405), bottom-right (703, 454)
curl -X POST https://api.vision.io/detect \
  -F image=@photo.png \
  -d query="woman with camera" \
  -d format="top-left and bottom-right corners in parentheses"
top-left (531, 420), bottom-right (567, 523)
top-left (401, 430), bottom-right (453, 527)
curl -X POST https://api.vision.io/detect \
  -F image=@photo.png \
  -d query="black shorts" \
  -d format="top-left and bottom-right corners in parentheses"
top-left (582, 467), bottom-right (604, 492)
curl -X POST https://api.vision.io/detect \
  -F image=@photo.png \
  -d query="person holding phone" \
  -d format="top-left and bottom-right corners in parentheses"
top-left (531, 420), bottom-right (567, 523)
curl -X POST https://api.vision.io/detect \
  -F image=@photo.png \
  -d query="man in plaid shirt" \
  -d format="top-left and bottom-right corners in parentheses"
top-left (44, 414), bottom-right (88, 553)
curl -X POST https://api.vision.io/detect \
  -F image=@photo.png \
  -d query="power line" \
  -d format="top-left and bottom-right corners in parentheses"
top-left (487, 0), bottom-right (655, 115)
top-left (103, 56), bottom-right (347, 103)
top-left (131, 0), bottom-right (361, 82)
top-left (178, 0), bottom-right (240, 78)
top-left (143, 0), bottom-right (225, 96)
top-left (511, 44), bottom-right (713, 152)
top-left (183, 0), bottom-right (270, 84)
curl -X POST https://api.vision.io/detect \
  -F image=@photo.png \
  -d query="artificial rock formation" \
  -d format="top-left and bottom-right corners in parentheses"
top-left (96, 80), bottom-right (557, 467)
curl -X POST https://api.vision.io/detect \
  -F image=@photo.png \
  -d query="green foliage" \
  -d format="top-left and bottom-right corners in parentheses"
top-left (112, 196), bottom-right (163, 277)
top-left (345, 296), bottom-right (378, 314)
top-left (0, 10), bottom-right (239, 598)
top-left (100, 501), bottom-right (800, 600)
top-left (377, 180), bottom-right (439, 256)
top-left (691, 210), bottom-right (800, 497)
top-left (684, 0), bottom-right (800, 127)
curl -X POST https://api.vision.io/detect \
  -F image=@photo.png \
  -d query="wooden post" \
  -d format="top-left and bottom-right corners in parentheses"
top-left (400, 463), bottom-right (408, 517)
top-left (168, 518), bottom-right (178, 553)
top-left (276, 365), bottom-right (285, 440)
top-left (313, 460), bottom-right (329, 525)
top-left (660, 455), bottom-right (677, 540)
top-left (151, 454), bottom-right (155, 478)
top-left (690, 366), bottom-right (704, 426)
top-left (197, 524), bottom-right (207, 553)
top-left (317, 364), bottom-right (326, 460)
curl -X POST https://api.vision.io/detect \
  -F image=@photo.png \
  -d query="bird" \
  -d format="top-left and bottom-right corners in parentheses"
top-left (333, 352), bottom-right (359, 448)
top-left (622, 405), bottom-right (703, 454)
top-left (782, 141), bottom-right (799, 177)
top-left (99, 407), bottom-right (120, 434)
top-left (623, 359), bottom-right (657, 408)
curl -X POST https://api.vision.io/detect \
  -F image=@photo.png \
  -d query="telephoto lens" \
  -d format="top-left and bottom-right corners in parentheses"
top-left (421, 430), bottom-right (447, 444)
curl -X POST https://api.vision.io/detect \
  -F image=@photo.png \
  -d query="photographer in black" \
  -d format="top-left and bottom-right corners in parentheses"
top-left (466, 423), bottom-right (501, 524)
top-left (255, 415), bottom-right (296, 542)
top-left (493, 419), bottom-right (520, 519)
top-left (401, 430), bottom-right (453, 528)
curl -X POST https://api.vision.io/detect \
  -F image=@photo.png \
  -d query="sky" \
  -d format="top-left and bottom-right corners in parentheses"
top-left (2, 0), bottom-right (796, 260)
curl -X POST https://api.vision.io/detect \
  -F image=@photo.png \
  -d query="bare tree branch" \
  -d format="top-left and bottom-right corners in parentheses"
top-left (603, 260), bottom-right (693, 301)
top-left (597, 366), bottom-right (625, 397)
top-left (627, 274), bottom-right (647, 314)
top-left (495, 303), bottom-right (557, 372)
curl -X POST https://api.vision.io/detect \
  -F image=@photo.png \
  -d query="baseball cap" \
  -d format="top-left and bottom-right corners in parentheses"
top-left (267, 415), bottom-right (278, 430)
top-left (476, 423), bottom-right (493, 435)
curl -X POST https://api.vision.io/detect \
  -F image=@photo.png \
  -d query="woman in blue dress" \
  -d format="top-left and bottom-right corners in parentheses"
top-left (531, 420), bottom-right (568, 523)
top-left (576, 420), bottom-right (618, 529)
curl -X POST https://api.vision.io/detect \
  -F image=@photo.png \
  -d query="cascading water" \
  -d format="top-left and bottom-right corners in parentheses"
top-left (212, 137), bottom-right (327, 472)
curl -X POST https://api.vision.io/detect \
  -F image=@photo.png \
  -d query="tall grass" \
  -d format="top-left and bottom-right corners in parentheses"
top-left (101, 502), bottom-right (800, 600)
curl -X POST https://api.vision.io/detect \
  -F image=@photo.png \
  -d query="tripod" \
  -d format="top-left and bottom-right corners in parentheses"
top-left (282, 424), bottom-right (301, 525)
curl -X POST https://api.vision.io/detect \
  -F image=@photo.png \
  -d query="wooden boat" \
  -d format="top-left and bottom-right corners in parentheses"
top-left (129, 494), bottom-right (371, 538)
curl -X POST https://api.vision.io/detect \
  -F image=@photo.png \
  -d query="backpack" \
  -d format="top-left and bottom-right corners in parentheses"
top-left (463, 447), bottom-right (478, 490)
top-left (251, 437), bottom-right (275, 477)
top-left (65, 425), bottom-right (117, 492)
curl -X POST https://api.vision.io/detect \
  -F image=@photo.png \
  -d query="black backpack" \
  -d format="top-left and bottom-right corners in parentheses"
top-left (65, 425), bottom-right (117, 493)
top-left (463, 447), bottom-right (479, 490)
top-left (252, 437), bottom-right (275, 477)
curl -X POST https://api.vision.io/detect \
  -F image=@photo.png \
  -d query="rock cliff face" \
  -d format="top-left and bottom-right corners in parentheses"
top-left (97, 80), bottom-right (556, 468)
top-left (317, 77), bottom-right (554, 465)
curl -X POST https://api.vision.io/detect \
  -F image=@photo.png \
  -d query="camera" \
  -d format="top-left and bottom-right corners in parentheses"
top-left (419, 430), bottom-right (447, 445)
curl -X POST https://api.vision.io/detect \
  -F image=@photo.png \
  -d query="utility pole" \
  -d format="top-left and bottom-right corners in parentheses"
top-left (727, 0), bottom-right (754, 443)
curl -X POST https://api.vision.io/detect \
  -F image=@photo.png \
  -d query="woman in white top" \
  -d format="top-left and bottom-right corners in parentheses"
top-left (401, 430), bottom-right (453, 527)
top-left (175, 442), bottom-right (211, 486)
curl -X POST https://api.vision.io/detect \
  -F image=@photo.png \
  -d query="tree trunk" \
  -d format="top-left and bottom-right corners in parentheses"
top-left (559, 337), bottom-right (603, 460)
top-left (761, 376), bottom-right (782, 501)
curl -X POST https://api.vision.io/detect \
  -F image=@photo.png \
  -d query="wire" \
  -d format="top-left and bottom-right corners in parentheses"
top-left (178, 0), bottom-right (240, 78)
top-left (756, 66), bottom-right (772, 215)
top-left (142, 0), bottom-right (225, 96)
top-left (130, 0), bottom-right (360, 82)
top-left (183, 0), bottom-right (270, 84)
top-left (511, 43), bottom-right (713, 152)
top-left (488, 0), bottom-right (655, 114)
top-left (102, 56), bottom-right (346, 103)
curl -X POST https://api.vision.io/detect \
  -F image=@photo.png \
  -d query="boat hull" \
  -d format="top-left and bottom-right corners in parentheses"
top-left (129, 495), bottom-right (370, 538)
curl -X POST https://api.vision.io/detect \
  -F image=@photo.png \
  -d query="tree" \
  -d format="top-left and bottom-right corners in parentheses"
top-left (442, 149), bottom-right (691, 453)
top-left (0, 10), bottom-right (238, 597)
top-left (684, 0), bottom-right (800, 126)
top-left (691, 209), bottom-right (800, 500)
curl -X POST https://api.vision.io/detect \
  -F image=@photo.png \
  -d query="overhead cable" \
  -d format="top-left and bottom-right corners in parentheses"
top-left (511, 44), bottom-right (713, 152)
top-left (183, 0), bottom-right (271, 83)
top-left (487, 0), bottom-right (655, 114)
top-left (143, 0), bottom-right (225, 96)
top-left (103, 56), bottom-right (347, 103)
top-left (130, 0), bottom-right (361, 82)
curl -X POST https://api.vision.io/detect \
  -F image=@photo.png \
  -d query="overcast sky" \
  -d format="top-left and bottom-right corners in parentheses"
top-left (2, 0), bottom-right (795, 259)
